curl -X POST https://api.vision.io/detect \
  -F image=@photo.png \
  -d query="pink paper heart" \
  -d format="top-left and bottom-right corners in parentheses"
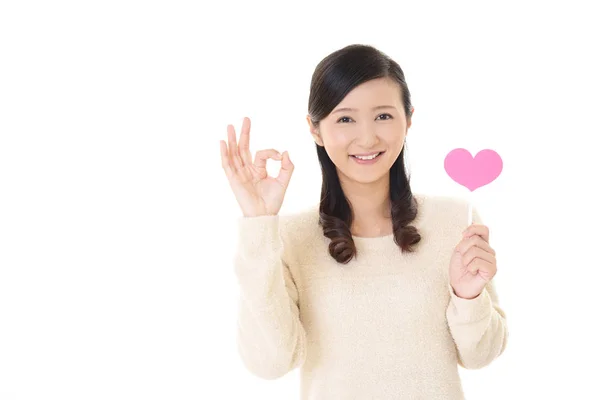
top-left (444, 148), bottom-right (503, 191)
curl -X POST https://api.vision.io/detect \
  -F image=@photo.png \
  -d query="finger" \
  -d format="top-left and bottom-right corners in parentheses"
top-left (227, 124), bottom-right (244, 170)
top-left (276, 151), bottom-right (294, 186)
top-left (457, 234), bottom-right (495, 255)
top-left (254, 149), bottom-right (282, 168)
top-left (463, 224), bottom-right (490, 243)
top-left (462, 246), bottom-right (496, 268)
top-left (238, 117), bottom-right (253, 166)
top-left (220, 140), bottom-right (234, 178)
top-left (471, 235), bottom-right (495, 255)
top-left (467, 259), bottom-right (496, 279)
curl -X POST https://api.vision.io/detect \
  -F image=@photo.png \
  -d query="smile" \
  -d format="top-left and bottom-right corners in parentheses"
top-left (350, 151), bottom-right (384, 164)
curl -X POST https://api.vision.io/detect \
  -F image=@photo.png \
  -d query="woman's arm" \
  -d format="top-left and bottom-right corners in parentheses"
top-left (446, 279), bottom-right (508, 369)
top-left (446, 204), bottom-right (508, 369)
top-left (233, 215), bottom-right (307, 379)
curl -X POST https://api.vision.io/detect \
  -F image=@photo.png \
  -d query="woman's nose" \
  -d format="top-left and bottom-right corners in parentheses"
top-left (355, 130), bottom-right (378, 148)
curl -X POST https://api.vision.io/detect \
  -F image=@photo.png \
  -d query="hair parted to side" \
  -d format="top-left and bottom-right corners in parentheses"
top-left (307, 44), bottom-right (421, 264)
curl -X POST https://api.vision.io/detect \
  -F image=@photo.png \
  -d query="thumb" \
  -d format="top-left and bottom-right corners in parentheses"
top-left (276, 151), bottom-right (294, 185)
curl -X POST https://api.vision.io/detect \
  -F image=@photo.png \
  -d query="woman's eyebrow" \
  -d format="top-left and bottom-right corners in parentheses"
top-left (331, 105), bottom-right (396, 114)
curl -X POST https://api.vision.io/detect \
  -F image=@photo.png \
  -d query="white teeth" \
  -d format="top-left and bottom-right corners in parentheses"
top-left (354, 152), bottom-right (380, 160)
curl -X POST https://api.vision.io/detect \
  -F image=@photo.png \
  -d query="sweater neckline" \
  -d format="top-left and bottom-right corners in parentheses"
top-left (352, 232), bottom-right (394, 241)
top-left (351, 232), bottom-right (395, 248)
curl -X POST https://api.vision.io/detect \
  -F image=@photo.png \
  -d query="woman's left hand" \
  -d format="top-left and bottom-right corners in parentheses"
top-left (449, 223), bottom-right (497, 300)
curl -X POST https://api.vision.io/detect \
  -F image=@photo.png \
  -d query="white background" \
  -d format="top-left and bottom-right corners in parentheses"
top-left (1, 0), bottom-right (599, 399)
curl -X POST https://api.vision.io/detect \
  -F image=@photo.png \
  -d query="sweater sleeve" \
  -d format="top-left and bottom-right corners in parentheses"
top-left (446, 280), bottom-right (508, 369)
top-left (445, 204), bottom-right (508, 369)
top-left (233, 215), bottom-right (307, 380)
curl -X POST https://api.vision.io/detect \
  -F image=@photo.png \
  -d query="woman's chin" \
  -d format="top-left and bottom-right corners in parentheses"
top-left (343, 168), bottom-right (391, 185)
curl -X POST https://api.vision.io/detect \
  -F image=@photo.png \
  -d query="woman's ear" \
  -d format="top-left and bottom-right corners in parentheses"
top-left (306, 115), bottom-right (324, 146)
top-left (406, 107), bottom-right (414, 130)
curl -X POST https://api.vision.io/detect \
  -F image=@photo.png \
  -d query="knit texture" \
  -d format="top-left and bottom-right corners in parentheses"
top-left (233, 193), bottom-right (508, 399)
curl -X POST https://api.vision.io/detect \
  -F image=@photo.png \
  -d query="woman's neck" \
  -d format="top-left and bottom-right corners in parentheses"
top-left (341, 175), bottom-right (392, 237)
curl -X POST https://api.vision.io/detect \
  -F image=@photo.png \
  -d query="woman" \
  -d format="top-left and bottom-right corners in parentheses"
top-left (219, 44), bottom-right (507, 400)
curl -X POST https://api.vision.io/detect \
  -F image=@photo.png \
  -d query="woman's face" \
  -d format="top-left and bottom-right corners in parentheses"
top-left (307, 77), bottom-right (412, 185)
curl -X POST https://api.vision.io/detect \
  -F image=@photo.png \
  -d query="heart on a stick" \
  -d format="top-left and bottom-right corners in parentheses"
top-left (444, 148), bottom-right (503, 191)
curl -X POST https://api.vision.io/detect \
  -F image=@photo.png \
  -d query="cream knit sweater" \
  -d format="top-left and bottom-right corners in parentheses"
top-left (233, 193), bottom-right (508, 399)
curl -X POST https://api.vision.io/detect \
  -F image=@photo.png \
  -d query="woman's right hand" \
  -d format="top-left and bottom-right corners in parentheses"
top-left (220, 117), bottom-right (294, 217)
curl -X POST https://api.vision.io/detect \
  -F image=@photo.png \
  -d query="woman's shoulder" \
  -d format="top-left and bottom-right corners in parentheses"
top-left (415, 192), bottom-right (470, 214)
top-left (275, 193), bottom-right (472, 249)
top-left (413, 193), bottom-right (469, 231)
top-left (277, 205), bottom-right (324, 265)
top-left (278, 204), bottom-right (321, 241)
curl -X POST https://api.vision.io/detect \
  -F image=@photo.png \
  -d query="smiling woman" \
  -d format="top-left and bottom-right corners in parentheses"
top-left (222, 44), bottom-right (508, 400)
top-left (305, 49), bottom-right (417, 260)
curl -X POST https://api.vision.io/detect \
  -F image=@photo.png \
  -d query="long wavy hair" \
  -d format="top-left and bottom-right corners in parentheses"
top-left (307, 44), bottom-right (422, 264)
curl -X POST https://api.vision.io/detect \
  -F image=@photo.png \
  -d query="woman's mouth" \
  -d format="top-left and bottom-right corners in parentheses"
top-left (350, 151), bottom-right (384, 164)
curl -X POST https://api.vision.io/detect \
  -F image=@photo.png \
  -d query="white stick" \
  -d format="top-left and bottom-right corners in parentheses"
top-left (467, 200), bottom-right (473, 226)
top-left (466, 188), bottom-right (474, 226)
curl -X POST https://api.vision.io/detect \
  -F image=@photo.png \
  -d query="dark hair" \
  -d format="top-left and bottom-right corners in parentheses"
top-left (307, 44), bottom-right (421, 264)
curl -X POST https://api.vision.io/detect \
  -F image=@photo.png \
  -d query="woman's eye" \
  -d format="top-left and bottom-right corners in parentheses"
top-left (336, 113), bottom-right (393, 123)
top-left (378, 113), bottom-right (393, 120)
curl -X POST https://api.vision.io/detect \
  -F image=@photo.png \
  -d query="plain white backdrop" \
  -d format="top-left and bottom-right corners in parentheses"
top-left (1, 0), bottom-right (599, 399)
